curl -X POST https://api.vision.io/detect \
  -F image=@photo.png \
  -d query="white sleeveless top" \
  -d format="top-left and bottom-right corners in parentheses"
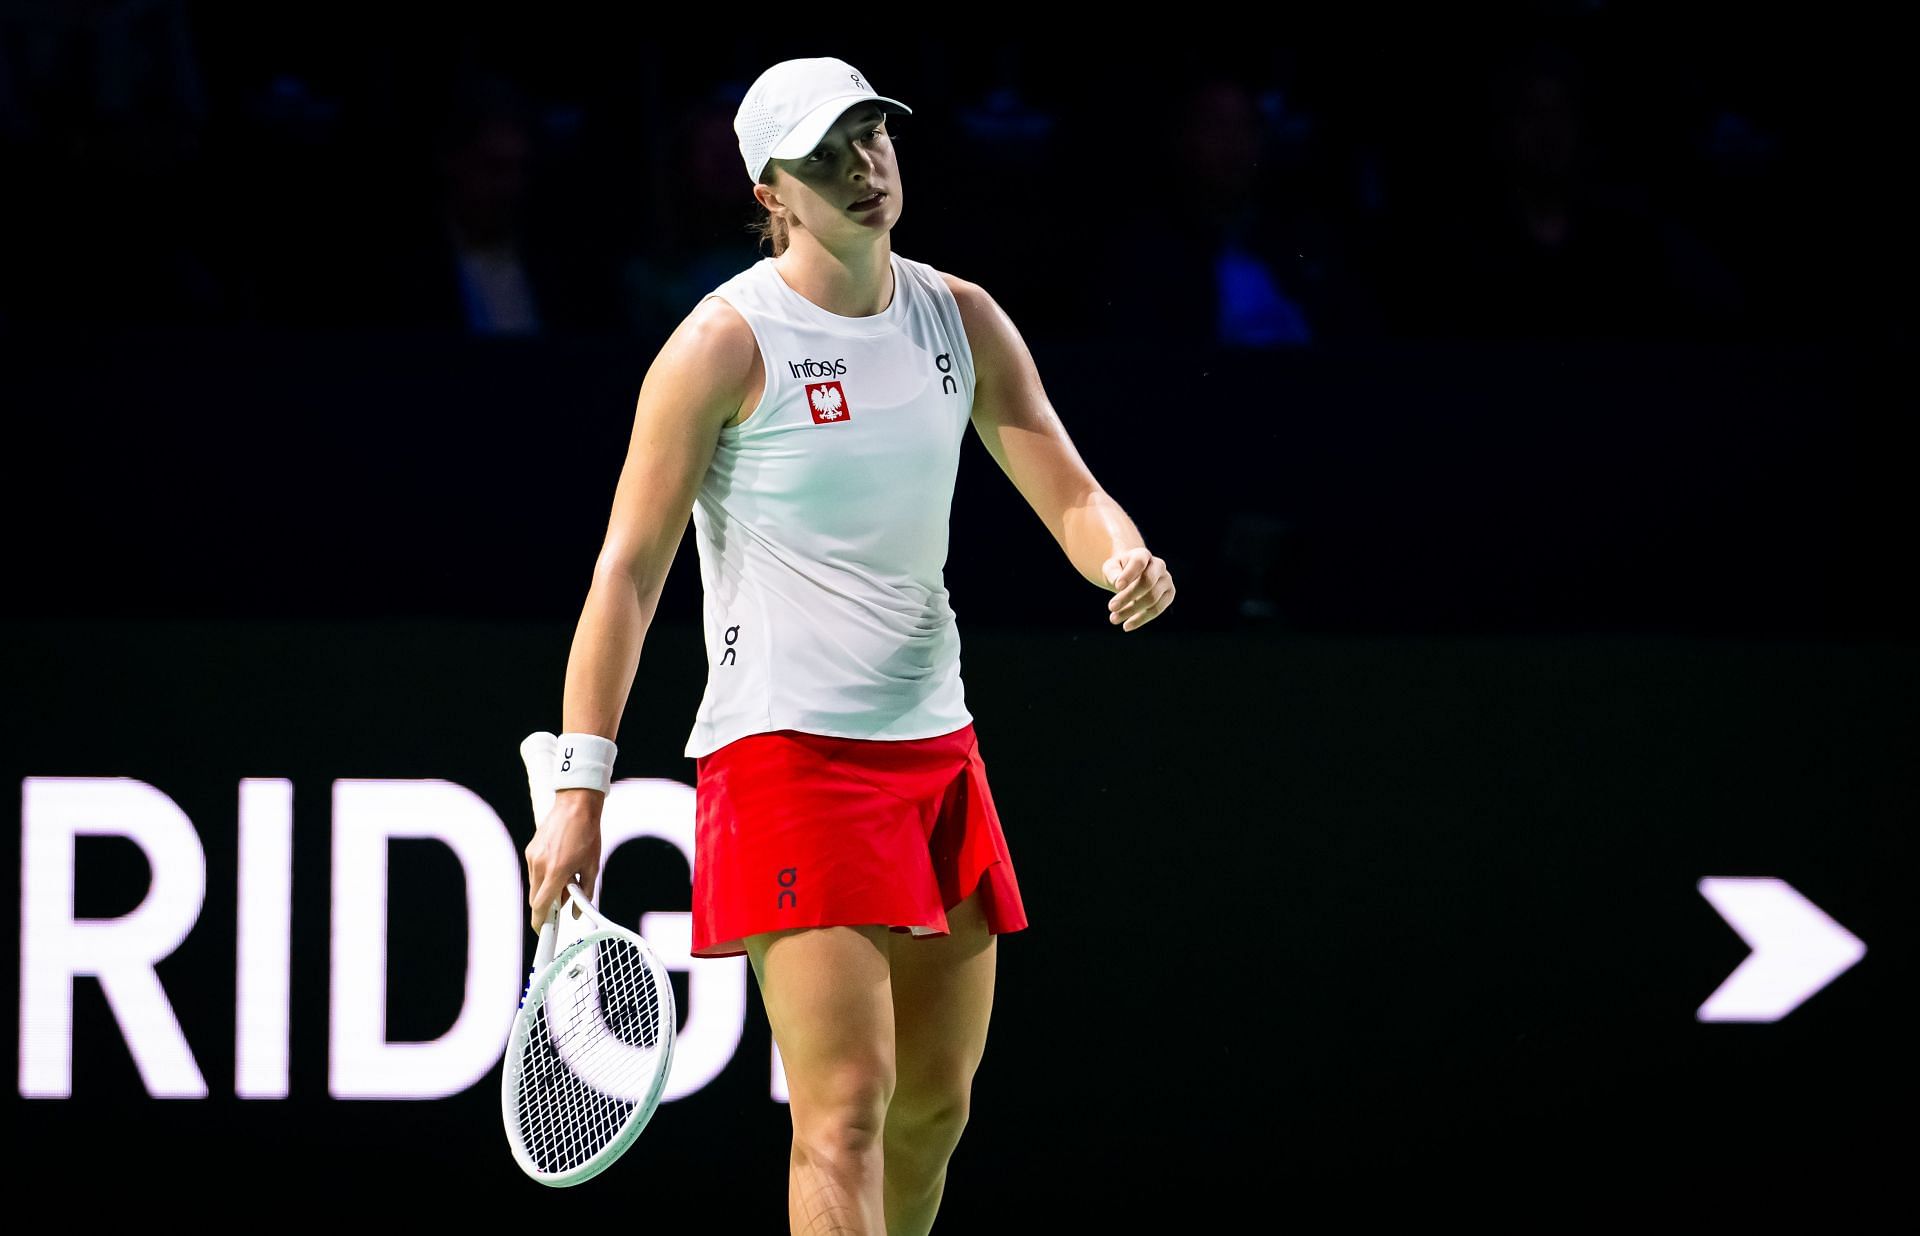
top-left (682, 250), bottom-right (977, 759)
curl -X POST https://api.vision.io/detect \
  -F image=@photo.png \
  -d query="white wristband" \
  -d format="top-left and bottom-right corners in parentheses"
top-left (554, 732), bottom-right (618, 793)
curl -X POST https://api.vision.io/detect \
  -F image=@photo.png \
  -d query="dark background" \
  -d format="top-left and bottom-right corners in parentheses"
top-left (3, 4), bottom-right (1912, 1226)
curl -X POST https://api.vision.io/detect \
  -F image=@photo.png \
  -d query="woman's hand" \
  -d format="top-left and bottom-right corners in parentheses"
top-left (524, 789), bottom-right (605, 933)
top-left (1103, 547), bottom-right (1176, 632)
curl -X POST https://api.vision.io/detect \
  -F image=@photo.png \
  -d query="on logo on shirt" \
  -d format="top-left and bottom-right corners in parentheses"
top-left (806, 381), bottom-right (852, 424)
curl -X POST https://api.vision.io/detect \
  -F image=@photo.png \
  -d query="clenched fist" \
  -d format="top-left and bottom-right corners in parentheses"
top-left (1102, 547), bottom-right (1175, 632)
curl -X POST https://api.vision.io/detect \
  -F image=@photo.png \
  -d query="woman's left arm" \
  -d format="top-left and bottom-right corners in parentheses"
top-left (945, 273), bottom-right (1175, 633)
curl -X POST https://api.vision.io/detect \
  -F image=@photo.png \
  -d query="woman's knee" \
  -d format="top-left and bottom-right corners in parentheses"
top-left (790, 1059), bottom-right (896, 1161)
top-left (886, 1074), bottom-right (972, 1157)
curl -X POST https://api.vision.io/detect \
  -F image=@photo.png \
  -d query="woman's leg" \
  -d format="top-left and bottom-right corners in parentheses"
top-left (883, 887), bottom-right (997, 1236)
top-left (746, 922), bottom-right (897, 1236)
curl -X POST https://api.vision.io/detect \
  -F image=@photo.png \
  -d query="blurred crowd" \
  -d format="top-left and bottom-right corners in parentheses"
top-left (0, 4), bottom-right (1906, 351)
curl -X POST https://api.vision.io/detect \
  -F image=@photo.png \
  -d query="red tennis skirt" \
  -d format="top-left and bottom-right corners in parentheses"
top-left (691, 720), bottom-right (1029, 959)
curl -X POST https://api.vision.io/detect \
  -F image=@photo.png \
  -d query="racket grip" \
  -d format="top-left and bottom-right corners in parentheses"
top-left (516, 906), bottom-right (561, 1011)
top-left (533, 904), bottom-right (561, 970)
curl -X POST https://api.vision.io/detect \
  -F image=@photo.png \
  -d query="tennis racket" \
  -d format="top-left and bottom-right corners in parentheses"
top-left (501, 731), bottom-right (677, 1187)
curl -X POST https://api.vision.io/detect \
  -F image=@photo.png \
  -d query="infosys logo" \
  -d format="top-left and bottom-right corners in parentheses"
top-left (787, 358), bottom-right (848, 379)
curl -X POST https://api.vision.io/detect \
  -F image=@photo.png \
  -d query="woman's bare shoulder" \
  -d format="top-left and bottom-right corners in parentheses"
top-left (654, 295), bottom-right (758, 383)
top-left (671, 293), bottom-right (757, 361)
top-left (932, 270), bottom-right (1024, 369)
top-left (639, 295), bottom-right (761, 434)
top-left (935, 268), bottom-right (985, 306)
top-left (936, 269), bottom-right (1002, 341)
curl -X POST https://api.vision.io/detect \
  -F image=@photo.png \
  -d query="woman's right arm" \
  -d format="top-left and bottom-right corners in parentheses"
top-left (524, 297), bottom-right (759, 931)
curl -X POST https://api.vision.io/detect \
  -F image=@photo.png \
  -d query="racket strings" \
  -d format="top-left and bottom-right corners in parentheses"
top-left (513, 936), bottom-right (669, 1176)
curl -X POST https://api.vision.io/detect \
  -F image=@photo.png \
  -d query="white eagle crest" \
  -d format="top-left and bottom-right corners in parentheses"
top-left (810, 384), bottom-right (846, 420)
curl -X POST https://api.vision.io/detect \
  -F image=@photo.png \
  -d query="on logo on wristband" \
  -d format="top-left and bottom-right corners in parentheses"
top-left (555, 732), bottom-right (618, 793)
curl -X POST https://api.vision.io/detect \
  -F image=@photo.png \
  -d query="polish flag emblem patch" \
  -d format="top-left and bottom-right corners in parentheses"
top-left (806, 381), bottom-right (851, 424)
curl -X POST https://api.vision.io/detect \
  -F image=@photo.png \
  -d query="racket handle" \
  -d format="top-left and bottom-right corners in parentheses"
top-left (516, 900), bottom-right (563, 1010)
top-left (532, 901), bottom-right (561, 970)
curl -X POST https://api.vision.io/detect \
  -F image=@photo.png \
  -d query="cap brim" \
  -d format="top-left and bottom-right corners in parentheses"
top-left (767, 93), bottom-right (913, 161)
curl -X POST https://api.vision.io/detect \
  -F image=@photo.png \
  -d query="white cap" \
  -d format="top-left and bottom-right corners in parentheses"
top-left (734, 56), bottom-right (912, 183)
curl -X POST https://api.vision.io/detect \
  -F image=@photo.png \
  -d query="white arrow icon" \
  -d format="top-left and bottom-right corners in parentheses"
top-left (1697, 877), bottom-right (1866, 1022)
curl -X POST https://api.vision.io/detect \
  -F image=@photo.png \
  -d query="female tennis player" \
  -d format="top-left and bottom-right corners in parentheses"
top-left (522, 56), bottom-right (1174, 1234)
